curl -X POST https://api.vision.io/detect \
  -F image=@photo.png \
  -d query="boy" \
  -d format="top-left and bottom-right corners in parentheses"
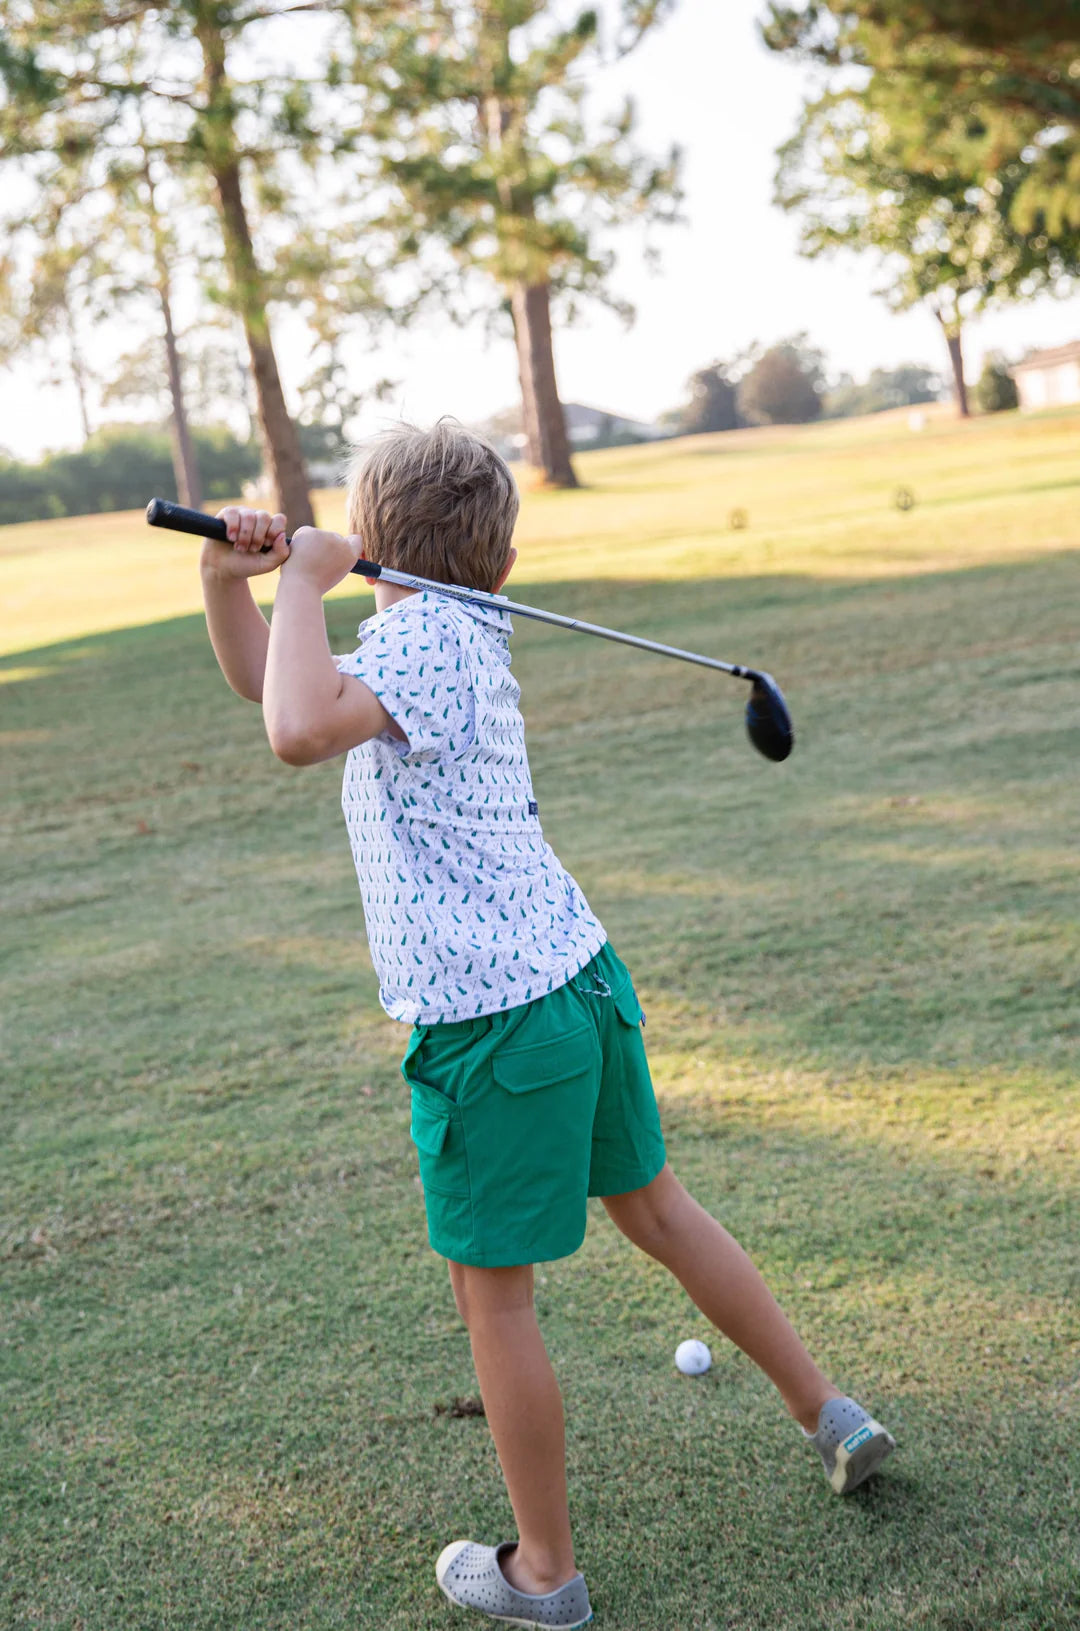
top-left (200, 421), bottom-right (894, 1629)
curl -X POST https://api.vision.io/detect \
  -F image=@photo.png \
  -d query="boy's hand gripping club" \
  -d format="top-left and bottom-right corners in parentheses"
top-left (147, 497), bottom-right (794, 761)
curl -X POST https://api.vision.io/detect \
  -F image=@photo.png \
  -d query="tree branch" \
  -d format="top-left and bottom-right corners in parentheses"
top-left (233, 2), bottom-right (349, 22)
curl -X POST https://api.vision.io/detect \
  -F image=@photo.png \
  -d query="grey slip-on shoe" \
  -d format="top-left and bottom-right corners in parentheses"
top-left (436, 1540), bottom-right (593, 1628)
top-left (804, 1395), bottom-right (897, 1493)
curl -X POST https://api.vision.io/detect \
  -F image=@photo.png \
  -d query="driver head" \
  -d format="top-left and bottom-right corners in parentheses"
top-left (745, 673), bottom-right (794, 762)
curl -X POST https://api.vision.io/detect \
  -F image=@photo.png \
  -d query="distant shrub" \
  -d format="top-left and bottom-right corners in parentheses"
top-left (0, 424), bottom-right (261, 526)
top-left (824, 364), bottom-right (943, 419)
top-left (974, 356), bottom-right (1019, 415)
top-left (0, 458), bottom-right (65, 526)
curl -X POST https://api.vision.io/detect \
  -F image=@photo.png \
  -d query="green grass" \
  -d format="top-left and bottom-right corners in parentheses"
top-left (4, 400), bottom-right (1080, 656)
top-left (2, 407), bottom-right (1079, 1629)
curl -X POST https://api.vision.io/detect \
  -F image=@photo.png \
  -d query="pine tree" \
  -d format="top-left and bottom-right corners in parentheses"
top-left (763, 1), bottom-right (1080, 234)
top-left (359, 1), bottom-right (681, 488)
top-left (774, 89), bottom-right (1079, 416)
top-left (0, 2), bottom-right (386, 523)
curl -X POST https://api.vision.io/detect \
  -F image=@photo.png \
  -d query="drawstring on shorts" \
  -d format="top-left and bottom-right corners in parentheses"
top-left (571, 971), bottom-right (612, 999)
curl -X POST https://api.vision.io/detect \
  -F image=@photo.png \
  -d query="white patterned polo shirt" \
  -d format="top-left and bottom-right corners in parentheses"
top-left (334, 591), bottom-right (606, 1024)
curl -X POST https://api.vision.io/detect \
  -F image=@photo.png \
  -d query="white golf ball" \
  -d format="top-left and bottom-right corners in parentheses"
top-left (675, 1338), bottom-right (712, 1376)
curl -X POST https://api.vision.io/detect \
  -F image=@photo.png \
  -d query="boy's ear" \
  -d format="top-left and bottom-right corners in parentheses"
top-left (492, 547), bottom-right (517, 593)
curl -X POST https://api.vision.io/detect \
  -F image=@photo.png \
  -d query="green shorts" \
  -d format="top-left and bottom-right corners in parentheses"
top-left (400, 941), bottom-right (667, 1267)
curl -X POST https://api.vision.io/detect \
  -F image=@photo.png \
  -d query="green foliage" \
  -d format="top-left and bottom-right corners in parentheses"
top-left (763, 1), bottom-right (1080, 60)
top-left (0, 454), bottom-right (64, 525)
top-left (0, 0), bottom-right (390, 514)
top-left (359, 0), bottom-right (682, 323)
top-left (667, 362), bottom-right (741, 435)
top-left (824, 363), bottom-right (942, 417)
top-left (771, 79), bottom-right (1079, 419)
top-left (295, 348), bottom-right (392, 444)
top-left (774, 89), bottom-right (1067, 335)
top-left (763, 0), bottom-right (1080, 235)
top-left (294, 421), bottom-right (349, 466)
top-left (737, 335), bottom-right (825, 425)
top-left (975, 353), bottom-right (1020, 415)
top-left (0, 425), bottom-right (260, 526)
top-left (669, 342), bottom-right (843, 433)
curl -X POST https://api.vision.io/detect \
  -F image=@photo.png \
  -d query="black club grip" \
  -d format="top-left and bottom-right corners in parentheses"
top-left (144, 498), bottom-right (380, 577)
top-left (146, 498), bottom-right (234, 542)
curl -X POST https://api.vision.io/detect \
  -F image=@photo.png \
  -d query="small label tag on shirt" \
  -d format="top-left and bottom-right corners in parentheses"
top-left (528, 800), bottom-right (539, 816)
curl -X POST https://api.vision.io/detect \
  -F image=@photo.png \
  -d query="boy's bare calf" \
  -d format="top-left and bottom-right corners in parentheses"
top-left (447, 1260), bottom-right (578, 1599)
top-left (602, 1163), bottom-right (840, 1433)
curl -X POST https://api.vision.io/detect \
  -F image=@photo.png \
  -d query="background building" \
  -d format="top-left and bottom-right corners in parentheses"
top-left (1011, 342), bottom-right (1080, 410)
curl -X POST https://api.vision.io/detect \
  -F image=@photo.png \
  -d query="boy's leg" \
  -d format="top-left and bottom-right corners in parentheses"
top-left (602, 1164), bottom-right (841, 1432)
top-left (447, 1259), bottom-right (577, 1597)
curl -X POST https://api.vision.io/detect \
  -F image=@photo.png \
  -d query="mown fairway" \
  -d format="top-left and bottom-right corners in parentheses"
top-left (2, 408), bottom-right (1078, 1630)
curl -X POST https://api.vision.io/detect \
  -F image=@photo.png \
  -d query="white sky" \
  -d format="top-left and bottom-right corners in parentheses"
top-left (2, 0), bottom-right (1077, 461)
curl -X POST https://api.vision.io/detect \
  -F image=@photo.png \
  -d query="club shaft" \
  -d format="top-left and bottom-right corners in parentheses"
top-left (367, 563), bottom-right (751, 677)
top-left (146, 497), bottom-right (756, 681)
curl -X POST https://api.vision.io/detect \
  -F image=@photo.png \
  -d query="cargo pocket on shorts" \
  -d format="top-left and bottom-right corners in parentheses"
top-left (491, 1021), bottom-right (596, 1094)
top-left (408, 1076), bottom-right (471, 1198)
top-left (489, 1018), bottom-right (598, 1236)
top-left (609, 966), bottom-right (646, 1029)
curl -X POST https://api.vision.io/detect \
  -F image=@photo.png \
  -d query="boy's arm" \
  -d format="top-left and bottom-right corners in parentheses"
top-left (200, 507), bottom-right (290, 701)
top-left (263, 527), bottom-right (402, 766)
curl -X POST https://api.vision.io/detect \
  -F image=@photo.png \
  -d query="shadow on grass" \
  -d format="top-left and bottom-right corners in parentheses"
top-left (3, 553), bottom-right (1079, 1089)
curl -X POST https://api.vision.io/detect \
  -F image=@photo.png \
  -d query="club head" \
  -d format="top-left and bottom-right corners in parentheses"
top-left (744, 672), bottom-right (794, 762)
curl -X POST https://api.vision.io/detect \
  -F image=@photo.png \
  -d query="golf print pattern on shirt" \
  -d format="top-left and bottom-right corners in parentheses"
top-left (335, 592), bottom-right (606, 1024)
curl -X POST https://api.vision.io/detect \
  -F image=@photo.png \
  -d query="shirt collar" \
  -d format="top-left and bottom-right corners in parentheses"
top-left (357, 588), bottom-right (513, 640)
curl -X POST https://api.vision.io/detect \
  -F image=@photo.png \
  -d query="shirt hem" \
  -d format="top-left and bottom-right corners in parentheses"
top-left (380, 926), bottom-right (609, 1026)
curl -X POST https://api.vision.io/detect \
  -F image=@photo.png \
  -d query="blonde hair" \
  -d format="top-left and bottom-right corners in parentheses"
top-left (345, 420), bottom-right (520, 591)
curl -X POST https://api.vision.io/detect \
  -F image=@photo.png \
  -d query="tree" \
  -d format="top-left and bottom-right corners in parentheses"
top-left (102, 323), bottom-right (254, 446)
top-left (670, 362), bottom-right (741, 434)
top-left (824, 362), bottom-right (941, 417)
top-left (362, 1), bottom-right (681, 488)
top-left (762, 3), bottom-right (1080, 64)
top-left (125, 153), bottom-right (204, 509)
top-left (0, 231), bottom-right (100, 443)
top-left (0, 3), bottom-right (387, 525)
top-left (762, 2), bottom-right (1080, 234)
top-left (773, 91), bottom-right (1068, 416)
top-left (737, 336), bottom-right (825, 425)
top-left (17, 144), bottom-right (208, 505)
top-left (191, 5), bottom-right (314, 522)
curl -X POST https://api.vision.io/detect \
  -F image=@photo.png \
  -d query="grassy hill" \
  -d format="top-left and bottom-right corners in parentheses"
top-left (2, 407), bottom-right (1078, 1629)
top-left (3, 402), bottom-right (1080, 656)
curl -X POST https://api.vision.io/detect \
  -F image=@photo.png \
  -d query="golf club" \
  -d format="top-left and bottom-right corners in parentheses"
top-left (146, 496), bottom-right (794, 761)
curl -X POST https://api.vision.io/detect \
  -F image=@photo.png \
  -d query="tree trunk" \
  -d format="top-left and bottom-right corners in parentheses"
top-left (213, 158), bottom-right (314, 524)
top-left (481, 82), bottom-right (577, 490)
top-left (510, 281), bottom-right (578, 488)
top-left (65, 303), bottom-right (93, 442)
top-left (938, 319), bottom-right (970, 418)
top-left (159, 283), bottom-right (202, 510)
top-left (143, 153), bottom-right (202, 508)
top-left (196, 21), bottom-right (313, 526)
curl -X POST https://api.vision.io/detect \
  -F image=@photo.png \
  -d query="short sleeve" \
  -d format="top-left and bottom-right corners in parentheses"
top-left (333, 607), bottom-right (474, 762)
